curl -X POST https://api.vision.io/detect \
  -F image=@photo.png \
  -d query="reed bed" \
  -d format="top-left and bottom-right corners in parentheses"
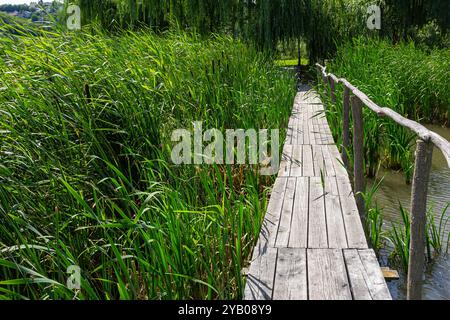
top-left (388, 204), bottom-right (449, 273)
top-left (318, 38), bottom-right (449, 183)
top-left (318, 38), bottom-right (449, 274)
top-left (0, 27), bottom-right (295, 299)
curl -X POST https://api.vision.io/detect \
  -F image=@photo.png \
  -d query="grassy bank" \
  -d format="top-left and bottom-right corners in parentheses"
top-left (0, 29), bottom-right (295, 299)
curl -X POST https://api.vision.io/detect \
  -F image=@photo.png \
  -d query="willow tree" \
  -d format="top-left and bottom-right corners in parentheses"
top-left (73, 0), bottom-right (374, 62)
top-left (306, 0), bottom-right (372, 62)
top-left (382, 0), bottom-right (449, 41)
top-left (73, 0), bottom-right (448, 63)
top-left (75, 0), bottom-right (244, 32)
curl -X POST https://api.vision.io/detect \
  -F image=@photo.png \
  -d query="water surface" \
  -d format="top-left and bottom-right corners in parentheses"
top-left (371, 124), bottom-right (449, 300)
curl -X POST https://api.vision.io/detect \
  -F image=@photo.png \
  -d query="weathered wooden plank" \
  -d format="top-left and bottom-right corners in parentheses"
top-left (308, 107), bottom-right (317, 145)
top-left (292, 97), bottom-right (301, 114)
top-left (343, 249), bottom-right (372, 300)
top-left (296, 107), bottom-right (304, 145)
top-left (290, 145), bottom-right (303, 176)
top-left (312, 114), bottom-right (322, 145)
top-left (298, 92), bottom-right (321, 105)
top-left (278, 144), bottom-right (293, 177)
top-left (275, 178), bottom-right (296, 247)
top-left (314, 116), bottom-right (324, 145)
top-left (324, 177), bottom-right (348, 249)
top-left (310, 113), bottom-right (318, 144)
top-left (312, 144), bottom-right (326, 177)
top-left (321, 145), bottom-right (336, 177)
top-left (381, 267), bottom-right (400, 281)
top-left (336, 176), bottom-right (368, 249)
top-left (302, 106), bottom-right (310, 145)
top-left (244, 247), bottom-right (278, 300)
top-left (316, 113), bottom-right (330, 145)
top-left (296, 91), bottom-right (309, 102)
top-left (344, 249), bottom-right (392, 300)
top-left (322, 122), bottom-right (335, 145)
top-left (328, 144), bottom-right (348, 177)
top-left (252, 178), bottom-right (288, 258)
top-left (302, 145), bottom-right (314, 177)
top-left (273, 248), bottom-right (307, 300)
top-left (357, 250), bottom-right (392, 300)
top-left (291, 114), bottom-right (299, 145)
top-left (317, 119), bottom-right (327, 144)
top-left (286, 117), bottom-right (295, 145)
top-left (289, 177), bottom-right (309, 248)
top-left (307, 249), bottom-right (352, 300)
top-left (308, 177), bottom-right (328, 248)
top-left (322, 119), bottom-right (335, 145)
top-left (293, 115), bottom-right (301, 145)
top-left (295, 90), bottom-right (307, 101)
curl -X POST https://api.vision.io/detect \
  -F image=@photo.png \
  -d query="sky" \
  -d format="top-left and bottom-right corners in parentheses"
top-left (0, 1), bottom-right (36, 4)
top-left (0, 1), bottom-right (62, 4)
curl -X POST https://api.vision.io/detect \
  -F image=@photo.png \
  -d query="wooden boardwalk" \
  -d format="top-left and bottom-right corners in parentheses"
top-left (244, 87), bottom-right (392, 300)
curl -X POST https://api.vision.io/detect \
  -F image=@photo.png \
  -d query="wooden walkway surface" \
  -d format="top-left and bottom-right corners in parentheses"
top-left (244, 87), bottom-right (392, 300)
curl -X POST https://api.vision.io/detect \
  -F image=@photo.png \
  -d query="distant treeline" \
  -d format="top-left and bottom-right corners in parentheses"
top-left (0, 2), bottom-right (62, 22)
top-left (0, 4), bottom-right (34, 13)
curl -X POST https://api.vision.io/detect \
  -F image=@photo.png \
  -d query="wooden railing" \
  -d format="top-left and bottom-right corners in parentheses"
top-left (316, 63), bottom-right (450, 300)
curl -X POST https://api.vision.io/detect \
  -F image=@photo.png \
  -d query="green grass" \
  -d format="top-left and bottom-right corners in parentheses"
top-left (388, 204), bottom-right (411, 273)
top-left (318, 38), bottom-right (449, 273)
top-left (362, 177), bottom-right (385, 253)
top-left (324, 38), bottom-right (449, 124)
top-left (387, 203), bottom-right (450, 273)
top-left (0, 26), bottom-right (296, 300)
top-left (318, 38), bottom-right (449, 183)
top-left (274, 58), bottom-right (309, 67)
top-left (425, 203), bottom-right (450, 257)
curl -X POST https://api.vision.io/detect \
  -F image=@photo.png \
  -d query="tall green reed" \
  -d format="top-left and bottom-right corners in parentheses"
top-left (318, 38), bottom-right (448, 184)
top-left (362, 178), bottom-right (385, 253)
top-left (387, 203), bottom-right (450, 273)
top-left (0, 26), bottom-right (295, 299)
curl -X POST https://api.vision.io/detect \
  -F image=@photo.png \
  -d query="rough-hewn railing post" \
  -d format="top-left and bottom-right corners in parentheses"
top-left (314, 63), bottom-right (450, 300)
top-left (407, 139), bottom-right (433, 300)
top-left (317, 66), bottom-right (327, 96)
top-left (342, 86), bottom-right (350, 169)
top-left (329, 76), bottom-right (336, 104)
top-left (323, 76), bottom-right (328, 96)
top-left (351, 96), bottom-right (365, 226)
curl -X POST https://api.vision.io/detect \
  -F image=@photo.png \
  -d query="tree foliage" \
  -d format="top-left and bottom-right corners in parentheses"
top-left (73, 0), bottom-right (449, 62)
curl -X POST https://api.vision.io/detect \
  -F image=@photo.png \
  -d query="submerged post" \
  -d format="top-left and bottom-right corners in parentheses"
top-left (342, 86), bottom-right (350, 169)
top-left (351, 96), bottom-right (365, 226)
top-left (407, 139), bottom-right (433, 300)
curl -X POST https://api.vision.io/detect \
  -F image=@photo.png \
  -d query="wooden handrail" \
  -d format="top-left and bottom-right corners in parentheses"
top-left (316, 63), bottom-right (450, 168)
top-left (316, 62), bottom-right (450, 300)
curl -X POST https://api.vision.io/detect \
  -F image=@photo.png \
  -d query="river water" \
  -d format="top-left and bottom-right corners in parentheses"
top-left (369, 125), bottom-right (450, 300)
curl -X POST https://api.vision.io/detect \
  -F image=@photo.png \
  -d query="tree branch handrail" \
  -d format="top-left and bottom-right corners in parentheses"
top-left (315, 63), bottom-right (450, 168)
top-left (316, 62), bottom-right (450, 300)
